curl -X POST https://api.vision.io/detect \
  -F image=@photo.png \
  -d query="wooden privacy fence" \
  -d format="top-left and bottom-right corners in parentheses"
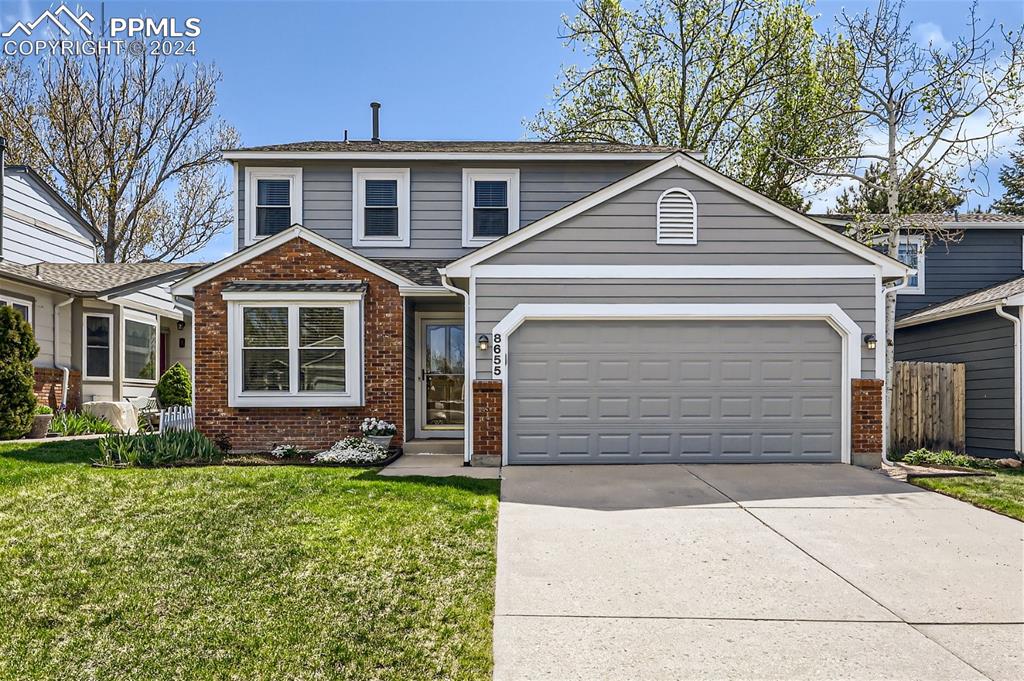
top-left (890, 361), bottom-right (965, 453)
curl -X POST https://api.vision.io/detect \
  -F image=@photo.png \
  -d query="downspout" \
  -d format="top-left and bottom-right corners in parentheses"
top-left (439, 271), bottom-right (472, 466)
top-left (54, 296), bottom-right (75, 409)
top-left (995, 303), bottom-right (1021, 455)
top-left (881, 275), bottom-right (911, 466)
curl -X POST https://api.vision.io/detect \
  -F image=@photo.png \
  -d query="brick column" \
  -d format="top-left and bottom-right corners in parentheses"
top-left (851, 378), bottom-right (884, 467)
top-left (33, 367), bottom-right (81, 411)
top-left (472, 380), bottom-right (502, 466)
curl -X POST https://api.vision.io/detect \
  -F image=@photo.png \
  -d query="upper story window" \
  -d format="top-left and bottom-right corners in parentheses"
top-left (353, 168), bottom-right (410, 247)
top-left (656, 187), bottom-right (698, 244)
top-left (244, 167), bottom-right (303, 245)
top-left (897, 235), bottom-right (925, 294)
top-left (462, 169), bottom-right (520, 247)
top-left (0, 295), bottom-right (33, 326)
top-left (84, 312), bottom-right (113, 380)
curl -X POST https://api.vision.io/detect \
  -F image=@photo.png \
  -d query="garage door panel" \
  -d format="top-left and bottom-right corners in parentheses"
top-left (508, 320), bottom-right (843, 464)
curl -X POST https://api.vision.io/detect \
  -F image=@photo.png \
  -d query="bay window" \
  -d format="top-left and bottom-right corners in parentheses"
top-left (226, 295), bottom-right (362, 407)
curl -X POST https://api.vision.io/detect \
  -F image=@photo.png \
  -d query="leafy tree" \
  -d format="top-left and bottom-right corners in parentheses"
top-left (993, 130), bottom-right (1024, 215)
top-left (528, 0), bottom-right (859, 210)
top-left (835, 164), bottom-right (965, 214)
top-left (0, 50), bottom-right (239, 262)
top-left (778, 0), bottom-right (1024, 422)
top-left (0, 306), bottom-right (40, 439)
top-left (156, 363), bottom-right (192, 407)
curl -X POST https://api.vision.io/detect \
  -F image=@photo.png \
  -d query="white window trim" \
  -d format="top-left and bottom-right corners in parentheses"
top-left (898, 235), bottom-right (925, 295)
top-left (226, 295), bottom-right (364, 408)
top-left (0, 294), bottom-right (34, 326)
top-left (656, 186), bottom-right (698, 245)
top-left (244, 167), bottom-right (303, 245)
top-left (83, 312), bottom-right (114, 381)
top-left (352, 168), bottom-right (410, 247)
top-left (462, 169), bottom-right (520, 247)
top-left (123, 310), bottom-right (159, 384)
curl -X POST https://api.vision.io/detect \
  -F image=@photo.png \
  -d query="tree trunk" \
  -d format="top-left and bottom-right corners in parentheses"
top-left (883, 115), bottom-right (900, 454)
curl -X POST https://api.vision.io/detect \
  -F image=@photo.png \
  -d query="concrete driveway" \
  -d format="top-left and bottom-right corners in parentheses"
top-left (493, 465), bottom-right (1023, 681)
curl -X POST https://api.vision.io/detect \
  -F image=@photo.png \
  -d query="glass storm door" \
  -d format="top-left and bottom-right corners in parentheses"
top-left (422, 322), bottom-right (465, 432)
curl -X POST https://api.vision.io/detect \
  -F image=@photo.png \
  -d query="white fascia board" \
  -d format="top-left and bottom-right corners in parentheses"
top-left (445, 154), bottom-right (909, 278)
top-left (399, 285), bottom-right (457, 297)
top-left (470, 265), bottom-right (882, 279)
top-left (221, 291), bottom-right (365, 302)
top-left (170, 225), bottom-right (416, 295)
top-left (222, 151), bottom-right (672, 161)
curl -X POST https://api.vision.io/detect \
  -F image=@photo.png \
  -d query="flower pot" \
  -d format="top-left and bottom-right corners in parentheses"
top-left (29, 414), bottom-right (53, 439)
top-left (366, 434), bottom-right (394, 449)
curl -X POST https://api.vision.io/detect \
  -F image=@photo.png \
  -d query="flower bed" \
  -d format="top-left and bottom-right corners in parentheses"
top-left (235, 437), bottom-right (399, 467)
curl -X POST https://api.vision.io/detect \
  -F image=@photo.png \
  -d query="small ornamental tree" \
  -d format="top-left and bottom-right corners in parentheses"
top-left (0, 306), bottom-right (40, 439)
top-left (156, 362), bottom-right (192, 407)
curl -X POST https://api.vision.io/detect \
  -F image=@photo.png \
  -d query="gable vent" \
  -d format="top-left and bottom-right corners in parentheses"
top-left (657, 187), bottom-right (697, 244)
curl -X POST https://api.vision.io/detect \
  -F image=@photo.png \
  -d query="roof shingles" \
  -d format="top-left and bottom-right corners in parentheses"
top-left (0, 262), bottom-right (200, 295)
top-left (227, 140), bottom-right (683, 154)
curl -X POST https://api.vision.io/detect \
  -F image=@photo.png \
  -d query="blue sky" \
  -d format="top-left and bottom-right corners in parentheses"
top-left (3, 0), bottom-right (1023, 262)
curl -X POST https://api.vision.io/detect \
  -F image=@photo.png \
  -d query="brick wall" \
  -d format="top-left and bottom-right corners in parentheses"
top-left (193, 237), bottom-right (405, 452)
top-left (472, 379), bottom-right (502, 465)
top-left (34, 367), bottom-right (81, 410)
top-left (852, 378), bottom-right (884, 460)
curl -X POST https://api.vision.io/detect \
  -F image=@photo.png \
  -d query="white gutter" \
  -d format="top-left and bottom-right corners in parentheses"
top-left (881, 276), bottom-right (911, 465)
top-left (439, 271), bottom-right (472, 466)
top-left (53, 296), bottom-right (75, 409)
top-left (995, 303), bottom-right (1021, 454)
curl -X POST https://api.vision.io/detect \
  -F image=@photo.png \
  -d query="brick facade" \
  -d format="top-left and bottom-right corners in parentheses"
top-left (471, 379), bottom-right (502, 466)
top-left (34, 367), bottom-right (81, 410)
top-left (193, 237), bottom-right (404, 452)
top-left (852, 378), bottom-right (884, 465)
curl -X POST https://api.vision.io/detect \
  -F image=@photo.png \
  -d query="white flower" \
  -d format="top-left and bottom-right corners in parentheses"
top-left (311, 436), bottom-right (390, 464)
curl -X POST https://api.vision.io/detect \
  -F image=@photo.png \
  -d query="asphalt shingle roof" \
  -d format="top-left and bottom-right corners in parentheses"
top-left (227, 140), bottom-right (684, 154)
top-left (221, 281), bottom-right (367, 293)
top-left (0, 262), bottom-right (201, 295)
top-left (811, 212), bottom-right (1024, 225)
top-left (897, 275), bottom-right (1024, 326)
top-left (371, 258), bottom-right (454, 287)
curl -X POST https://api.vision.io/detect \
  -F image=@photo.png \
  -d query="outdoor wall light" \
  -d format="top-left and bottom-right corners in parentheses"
top-left (477, 334), bottom-right (490, 352)
top-left (864, 334), bottom-right (877, 350)
top-left (176, 320), bottom-right (186, 331)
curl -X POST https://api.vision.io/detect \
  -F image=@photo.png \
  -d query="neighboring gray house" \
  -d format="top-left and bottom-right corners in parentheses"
top-left (174, 121), bottom-right (909, 464)
top-left (1, 153), bottom-right (196, 409)
top-left (815, 213), bottom-right (1024, 458)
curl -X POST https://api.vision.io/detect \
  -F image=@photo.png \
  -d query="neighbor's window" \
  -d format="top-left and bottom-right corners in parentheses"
top-left (462, 169), bottom-right (519, 246)
top-left (124, 315), bottom-right (158, 381)
top-left (0, 295), bottom-right (32, 325)
top-left (230, 300), bottom-right (361, 407)
top-left (897, 235), bottom-right (925, 294)
top-left (84, 313), bottom-right (112, 379)
top-left (244, 168), bottom-right (302, 243)
top-left (353, 168), bottom-right (410, 247)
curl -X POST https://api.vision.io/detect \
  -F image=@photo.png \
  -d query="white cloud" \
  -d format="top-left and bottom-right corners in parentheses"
top-left (914, 22), bottom-right (952, 51)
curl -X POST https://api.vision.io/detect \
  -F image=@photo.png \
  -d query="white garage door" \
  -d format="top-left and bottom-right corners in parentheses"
top-left (507, 319), bottom-right (843, 464)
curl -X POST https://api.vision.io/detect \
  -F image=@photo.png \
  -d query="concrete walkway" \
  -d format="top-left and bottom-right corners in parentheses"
top-left (494, 464), bottom-right (1023, 681)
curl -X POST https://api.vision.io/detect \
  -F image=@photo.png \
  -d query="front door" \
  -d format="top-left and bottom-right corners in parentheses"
top-left (417, 318), bottom-right (465, 438)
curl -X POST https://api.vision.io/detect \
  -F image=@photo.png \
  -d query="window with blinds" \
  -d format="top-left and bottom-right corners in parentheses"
top-left (240, 305), bottom-right (347, 394)
top-left (462, 169), bottom-right (519, 246)
top-left (364, 179), bottom-right (399, 237)
top-left (256, 179), bottom-right (291, 237)
top-left (353, 168), bottom-right (410, 246)
top-left (656, 187), bottom-right (698, 244)
top-left (473, 180), bottom-right (509, 238)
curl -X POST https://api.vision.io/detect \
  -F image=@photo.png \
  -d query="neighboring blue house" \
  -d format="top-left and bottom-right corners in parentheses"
top-left (815, 213), bottom-right (1024, 457)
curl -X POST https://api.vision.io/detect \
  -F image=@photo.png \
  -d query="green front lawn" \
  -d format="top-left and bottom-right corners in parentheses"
top-left (911, 469), bottom-right (1024, 521)
top-left (0, 440), bottom-right (499, 679)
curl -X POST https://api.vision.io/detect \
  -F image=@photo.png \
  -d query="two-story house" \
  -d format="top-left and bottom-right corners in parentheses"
top-left (815, 213), bottom-right (1024, 458)
top-left (172, 105), bottom-right (910, 466)
top-left (0, 140), bottom-right (197, 410)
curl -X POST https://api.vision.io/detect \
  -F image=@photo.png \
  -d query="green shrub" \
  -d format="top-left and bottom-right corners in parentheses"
top-left (35, 404), bottom-right (53, 415)
top-left (50, 410), bottom-right (119, 436)
top-left (97, 430), bottom-right (221, 467)
top-left (0, 306), bottom-right (40, 439)
top-left (899, 448), bottom-right (1000, 470)
top-left (156, 363), bottom-right (192, 407)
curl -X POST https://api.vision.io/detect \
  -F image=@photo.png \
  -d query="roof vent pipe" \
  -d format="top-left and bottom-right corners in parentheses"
top-left (370, 102), bottom-right (381, 143)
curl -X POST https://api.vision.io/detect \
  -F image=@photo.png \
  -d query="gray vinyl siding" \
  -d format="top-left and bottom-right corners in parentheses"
top-left (895, 310), bottom-right (1017, 457)
top-left (2, 172), bottom-right (96, 264)
top-left (474, 278), bottom-right (877, 379)
top-left (236, 160), bottom-right (647, 257)
top-left (897, 229), bottom-right (1024, 317)
top-left (486, 166), bottom-right (868, 266)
